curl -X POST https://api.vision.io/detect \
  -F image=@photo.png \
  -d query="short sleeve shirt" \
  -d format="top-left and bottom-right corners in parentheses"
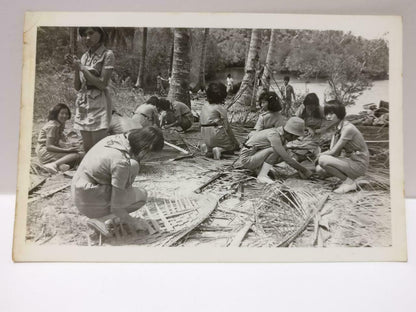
top-left (172, 101), bottom-right (191, 118)
top-left (254, 111), bottom-right (285, 131)
top-left (80, 45), bottom-right (115, 86)
top-left (337, 121), bottom-right (369, 155)
top-left (78, 134), bottom-right (136, 190)
top-left (246, 127), bottom-right (285, 150)
top-left (134, 104), bottom-right (159, 123)
top-left (37, 120), bottom-right (64, 149)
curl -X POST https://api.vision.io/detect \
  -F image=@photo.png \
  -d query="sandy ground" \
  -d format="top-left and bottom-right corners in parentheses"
top-left (26, 112), bottom-right (391, 248)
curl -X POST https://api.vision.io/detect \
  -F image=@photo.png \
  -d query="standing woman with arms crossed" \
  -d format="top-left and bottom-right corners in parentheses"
top-left (66, 27), bottom-right (115, 152)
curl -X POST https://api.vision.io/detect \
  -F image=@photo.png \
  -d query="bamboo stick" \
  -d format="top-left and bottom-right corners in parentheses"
top-left (155, 201), bottom-right (174, 231)
top-left (194, 172), bottom-right (226, 193)
top-left (278, 194), bottom-right (330, 247)
top-left (164, 140), bottom-right (189, 154)
top-left (28, 183), bottom-right (71, 203)
top-left (227, 221), bottom-right (254, 247)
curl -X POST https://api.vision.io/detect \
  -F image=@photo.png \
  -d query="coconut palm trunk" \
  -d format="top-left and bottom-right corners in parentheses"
top-left (69, 28), bottom-right (78, 55)
top-left (262, 29), bottom-right (279, 91)
top-left (135, 27), bottom-right (147, 88)
top-left (231, 29), bottom-right (262, 108)
top-left (168, 28), bottom-right (192, 107)
top-left (196, 28), bottom-right (209, 91)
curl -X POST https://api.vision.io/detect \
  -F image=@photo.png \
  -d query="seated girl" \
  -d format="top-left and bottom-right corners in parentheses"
top-left (200, 82), bottom-right (240, 160)
top-left (36, 103), bottom-right (83, 173)
top-left (316, 102), bottom-right (369, 194)
top-left (295, 93), bottom-right (324, 133)
top-left (160, 99), bottom-right (193, 132)
top-left (253, 91), bottom-right (284, 131)
top-left (71, 127), bottom-right (164, 237)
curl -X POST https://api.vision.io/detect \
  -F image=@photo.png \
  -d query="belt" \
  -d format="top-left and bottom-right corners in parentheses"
top-left (200, 123), bottom-right (219, 127)
top-left (140, 113), bottom-right (151, 121)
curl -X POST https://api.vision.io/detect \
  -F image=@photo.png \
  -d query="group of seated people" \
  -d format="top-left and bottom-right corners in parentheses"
top-left (200, 82), bottom-right (369, 195)
top-left (35, 81), bottom-right (369, 237)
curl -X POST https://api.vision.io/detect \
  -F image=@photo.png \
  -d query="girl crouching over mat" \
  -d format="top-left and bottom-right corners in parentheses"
top-left (71, 127), bottom-right (164, 237)
top-left (236, 117), bottom-right (313, 184)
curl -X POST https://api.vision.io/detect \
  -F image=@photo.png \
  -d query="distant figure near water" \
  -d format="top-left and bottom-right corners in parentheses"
top-left (226, 74), bottom-right (234, 94)
top-left (280, 76), bottom-right (296, 116)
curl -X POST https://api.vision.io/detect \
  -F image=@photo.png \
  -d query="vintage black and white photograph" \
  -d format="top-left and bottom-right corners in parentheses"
top-left (13, 12), bottom-right (406, 262)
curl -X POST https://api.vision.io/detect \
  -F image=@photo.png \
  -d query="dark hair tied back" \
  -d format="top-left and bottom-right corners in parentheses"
top-left (48, 103), bottom-right (71, 121)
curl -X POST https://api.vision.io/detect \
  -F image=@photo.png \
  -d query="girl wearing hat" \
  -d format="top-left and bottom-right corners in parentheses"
top-left (66, 27), bottom-right (115, 152)
top-left (200, 82), bottom-right (240, 159)
top-left (237, 117), bottom-right (313, 184)
top-left (71, 127), bottom-right (164, 237)
top-left (316, 103), bottom-right (369, 194)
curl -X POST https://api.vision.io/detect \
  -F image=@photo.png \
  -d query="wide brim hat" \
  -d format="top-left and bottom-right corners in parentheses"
top-left (284, 117), bottom-right (305, 137)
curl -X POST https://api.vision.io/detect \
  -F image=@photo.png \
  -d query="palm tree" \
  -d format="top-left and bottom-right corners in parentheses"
top-left (262, 29), bottom-right (279, 91)
top-left (168, 28), bottom-right (192, 107)
top-left (135, 27), bottom-right (147, 88)
top-left (69, 27), bottom-right (78, 55)
top-left (230, 29), bottom-right (262, 108)
top-left (196, 28), bottom-right (209, 91)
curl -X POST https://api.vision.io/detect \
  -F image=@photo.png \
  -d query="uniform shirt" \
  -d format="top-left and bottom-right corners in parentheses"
top-left (254, 111), bottom-right (285, 131)
top-left (295, 104), bottom-right (324, 130)
top-left (77, 134), bottom-right (135, 190)
top-left (245, 127), bottom-right (286, 151)
top-left (80, 45), bottom-right (115, 87)
top-left (332, 121), bottom-right (369, 155)
top-left (36, 120), bottom-right (64, 150)
top-left (172, 101), bottom-right (192, 119)
top-left (134, 103), bottom-right (159, 124)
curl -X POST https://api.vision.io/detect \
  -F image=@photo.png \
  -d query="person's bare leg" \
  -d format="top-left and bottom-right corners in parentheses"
top-left (318, 155), bottom-right (348, 181)
top-left (53, 153), bottom-right (82, 171)
top-left (318, 155), bottom-right (357, 193)
top-left (213, 147), bottom-right (225, 160)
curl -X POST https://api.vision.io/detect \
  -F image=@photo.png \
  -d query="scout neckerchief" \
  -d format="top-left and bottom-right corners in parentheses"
top-left (330, 120), bottom-right (344, 149)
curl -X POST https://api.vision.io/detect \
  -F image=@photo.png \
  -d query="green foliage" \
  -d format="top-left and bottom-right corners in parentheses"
top-left (33, 62), bottom-right (77, 121)
top-left (35, 27), bottom-right (389, 103)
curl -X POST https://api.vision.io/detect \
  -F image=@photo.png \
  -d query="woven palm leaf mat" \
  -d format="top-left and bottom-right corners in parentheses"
top-left (28, 173), bottom-right (72, 203)
top-left (97, 193), bottom-right (219, 247)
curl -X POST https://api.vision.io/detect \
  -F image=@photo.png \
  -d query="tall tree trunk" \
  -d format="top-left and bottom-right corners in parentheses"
top-left (232, 29), bottom-right (262, 108)
top-left (168, 28), bottom-right (191, 107)
top-left (169, 29), bottom-right (175, 74)
top-left (135, 27), bottom-right (147, 88)
top-left (196, 28), bottom-right (209, 91)
top-left (262, 29), bottom-right (279, 91)
top-left (69, 28), bottom-right (78, 56)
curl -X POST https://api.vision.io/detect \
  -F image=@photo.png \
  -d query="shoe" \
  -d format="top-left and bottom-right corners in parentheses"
top-left (42, 163), bottom-right (58, 174)
top-left (87, 219), bottom-right (111, 238)
top-left (257, 175), bottom-right (275, 184)
top-left (58, 164), bottom-right (71, 172)
top-left (200, 143), bottom-right (208, 156)
top-left (212, 147), bottom-right (222, 160)
top-left (333, 180), bottom-right (357, 194)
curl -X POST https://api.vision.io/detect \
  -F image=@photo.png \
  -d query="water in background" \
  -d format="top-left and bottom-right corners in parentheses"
top-left (210, 68), bottom-right (389, 115)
